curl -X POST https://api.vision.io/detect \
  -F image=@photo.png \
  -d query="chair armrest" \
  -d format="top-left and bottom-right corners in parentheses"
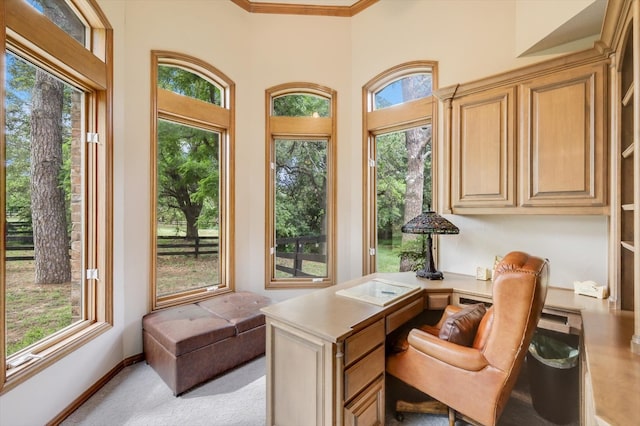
top-left (407, 328), bottom-right (489, 371)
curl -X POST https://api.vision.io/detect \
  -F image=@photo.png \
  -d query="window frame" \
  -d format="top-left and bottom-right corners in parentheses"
top-left (150, 50), bottom-right (235, 310)
top-left (1, 0), bottom-right (113, 393)
top-left (265, 83), bottom-right (337, 288)
top-left (362, 61), bottom-right (438, 275)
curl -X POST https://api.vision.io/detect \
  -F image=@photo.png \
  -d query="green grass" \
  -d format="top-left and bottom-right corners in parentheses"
top-left (5, 260), bottom-right (76, 356)
top-left (156, 224), bottom-right (218, 237)
top-left (377, 235), bottom-right (426, 273)
top-left (377, 236), bottom-right (402, 272)
top-left (7, 306), bottom-right (72, 355)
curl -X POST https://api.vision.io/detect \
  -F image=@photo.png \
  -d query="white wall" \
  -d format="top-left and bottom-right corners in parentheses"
top-left (0, 1), bottom-right (608, 424)
top-left (515, 0), bottom-right (599, 56)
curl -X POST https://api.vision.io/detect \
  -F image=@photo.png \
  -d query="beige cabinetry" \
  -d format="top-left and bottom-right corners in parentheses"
top-left (614, 5), bottom-right (636, 314)
top-left (450, 86), bottom-right (516, 209)
top-left (519, 62), bottom-right (607, 208)
top-left (606, 0), bottom-right (640, 353)
top-left (263, 285), bottom-right (425, 426)
top-left (343, 320), bottom-right (385, 426)
top-left (438, 51), bottom-right (609, 215)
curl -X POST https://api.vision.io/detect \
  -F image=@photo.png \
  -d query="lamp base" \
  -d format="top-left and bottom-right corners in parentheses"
top-left (416, 269), bottom-right (444, 280)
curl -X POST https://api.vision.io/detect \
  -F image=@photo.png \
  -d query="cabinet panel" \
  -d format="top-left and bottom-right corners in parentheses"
top-left (451, 86), bottom-right (516, 208)
top-left (385, 296), bottom-right (423, 334)
top-left (344, 319), bottom-right (385, 366)
top-left (344, 376), bottom-right (384, 426)
top-left (519, 62), bottom-right (607, 207)
top-left (267, 320), bottom-right (334, 426)
top-left (343, 345), bottom-right (384, 402)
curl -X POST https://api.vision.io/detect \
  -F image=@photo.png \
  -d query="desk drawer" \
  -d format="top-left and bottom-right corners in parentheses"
top-left (344, 376), bottom-right (384, 426)
top-left (386, 297), bottom-right (424, 334)
top-left (344, 319), bottom-right (385, 366)
top-left (344, 345), bottom-right (385, 402)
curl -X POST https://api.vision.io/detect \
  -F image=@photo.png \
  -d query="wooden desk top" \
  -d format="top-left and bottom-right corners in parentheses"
top-left (262, 271), bottom-right (639, 424)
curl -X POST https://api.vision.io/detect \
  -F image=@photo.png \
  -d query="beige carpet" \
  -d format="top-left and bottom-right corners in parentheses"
top-left (62, 356), bottom-right (577, 426)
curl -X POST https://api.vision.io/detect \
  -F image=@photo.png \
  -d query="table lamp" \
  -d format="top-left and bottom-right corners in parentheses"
top-left (401, 211), bottom-right (459, 280)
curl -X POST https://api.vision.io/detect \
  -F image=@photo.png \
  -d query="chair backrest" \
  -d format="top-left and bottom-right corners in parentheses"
top-left (485, 251), bottom-right (549, 415)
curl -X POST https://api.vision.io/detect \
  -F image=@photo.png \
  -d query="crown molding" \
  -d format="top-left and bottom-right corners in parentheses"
top-left (230, 0), bottom-right (378, 17)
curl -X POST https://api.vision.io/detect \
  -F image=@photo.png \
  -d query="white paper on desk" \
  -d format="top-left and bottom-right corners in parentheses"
top-left (336, 279), bottom-right (421, 306)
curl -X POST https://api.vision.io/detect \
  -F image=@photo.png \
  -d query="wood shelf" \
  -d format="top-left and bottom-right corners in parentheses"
top-left (623, 82), bottom-right (634, 107)
top-left (621, 241), bottom-right (635, 252)
top-left (622, 143), bottom-right (635, 159)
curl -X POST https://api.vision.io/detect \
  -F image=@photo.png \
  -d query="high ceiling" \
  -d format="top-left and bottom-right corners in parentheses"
top-left (235, 0), bottom-right (606, 55)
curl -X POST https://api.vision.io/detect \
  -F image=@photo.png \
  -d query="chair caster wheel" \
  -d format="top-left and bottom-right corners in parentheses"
top-left (395, 412), bottom-right (404, 422)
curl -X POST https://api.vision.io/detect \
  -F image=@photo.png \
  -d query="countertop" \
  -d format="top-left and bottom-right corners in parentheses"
top-left (261, 271), bottom-right (639, 424)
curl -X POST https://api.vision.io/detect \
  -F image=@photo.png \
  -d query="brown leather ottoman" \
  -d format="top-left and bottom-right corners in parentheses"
top-left (142, 292), bottom-right (271, 395)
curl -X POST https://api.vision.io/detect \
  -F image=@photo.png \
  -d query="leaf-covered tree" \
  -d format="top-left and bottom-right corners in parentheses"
top-left (376, 132), bottom-right (407, 240)
top-left (275, 139), bottom-right (327, 240)
top-left (273, 93), bottom-right (330, 243)
top-left (374, 73), bottom-right (433, 272)
top-left (158, 65), bottom-right (221, 105)
top-left (157, 120), bottom-right (219, 239)
top-left (156, 66), bottom-right (222, 238)
top-left (5, 56), bottom-right (34, 222)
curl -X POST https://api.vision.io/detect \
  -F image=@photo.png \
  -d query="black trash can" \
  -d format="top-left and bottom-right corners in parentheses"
top-left (526, 330), bottom-right (579, 424)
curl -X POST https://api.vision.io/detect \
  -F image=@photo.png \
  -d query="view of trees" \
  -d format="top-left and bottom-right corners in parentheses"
top-left (5, 0), bottom-right (86, 285)
top-left (271, 93), bottom-right (330, 278)
top-left (6, 53), bottom-right (432, 290)
top-left (153, 63), bottom-right (223, 300)
top-left (5, 52), bottom-right (76, 284)
top-left (157, 120), bottom-right (219, 239)
top-left (156, 65), bottom-right (222, 240)
top-left (158, 65), bottom-right (222, 105)
top-left (375, 74), bottom-right (433, 272)
top-left (4, 0), bottom-right (96, 356)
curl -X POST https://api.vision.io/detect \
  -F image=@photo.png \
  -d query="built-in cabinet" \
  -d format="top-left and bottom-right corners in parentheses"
top-left (436, 0), bottom-right (640, 358)
top-left (519, 62), bottom-right (607, 209)
top-left (615, 6), bottom-right (636, 313)
top-left (607, 0), bottom-right (640, 353)
top-left (450, 86), bottom-right (516, 208)
top-left (438, 52), bottom-right (609, 215)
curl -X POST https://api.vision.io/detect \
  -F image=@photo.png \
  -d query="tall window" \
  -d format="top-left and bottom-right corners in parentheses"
top-left (2, 0), bottom-right (112, 391)
top-left (151, 51), bottom-right (234, 309)
top-left (363, 62), bottom-right (437, 274)
top-left (266, 83), bottom-right (336, 288)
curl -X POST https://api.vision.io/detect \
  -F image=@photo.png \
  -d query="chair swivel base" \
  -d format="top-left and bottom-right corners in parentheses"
top-left (395, 399), bottom-right (454, 424)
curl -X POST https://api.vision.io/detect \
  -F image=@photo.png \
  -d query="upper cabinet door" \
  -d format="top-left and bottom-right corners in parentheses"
top-left (519, 62), bottom-right (608, 208)
top-left (451, 86), bottom-right (516, 209)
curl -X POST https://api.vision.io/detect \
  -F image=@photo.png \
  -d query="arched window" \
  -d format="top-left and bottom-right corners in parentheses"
top-left (362, 61), bottom-right (437, 274)
top-left (151, 51), bottom-right (234, 309)
top-left (2, 0), bottom-right (113, 391)
top-left (265, 83), bottom-right (336, 288)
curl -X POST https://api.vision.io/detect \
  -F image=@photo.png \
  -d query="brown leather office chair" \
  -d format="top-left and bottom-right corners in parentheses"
top-left (386, 251), bottom-right (549, 426)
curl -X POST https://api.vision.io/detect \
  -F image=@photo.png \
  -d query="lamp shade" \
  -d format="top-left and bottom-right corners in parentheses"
top-left (401, 211), bottom-right (458, 280)
top-left (401, 211), bottom-right (459, 235)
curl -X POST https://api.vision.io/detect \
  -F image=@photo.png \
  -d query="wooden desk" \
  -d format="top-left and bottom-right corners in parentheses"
top-left (262, 274), bottom-right (426, 426)
top-left (262, 272), bottom-right (639, 426)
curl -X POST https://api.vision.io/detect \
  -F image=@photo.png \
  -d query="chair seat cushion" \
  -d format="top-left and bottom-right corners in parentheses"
top-left (438, 303), bottom-right (487, 347)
